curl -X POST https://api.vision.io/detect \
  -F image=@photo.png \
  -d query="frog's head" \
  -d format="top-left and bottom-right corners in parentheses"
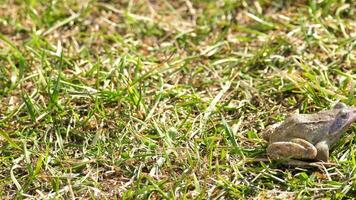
top-left (329, 103), bottom-right (356, 136)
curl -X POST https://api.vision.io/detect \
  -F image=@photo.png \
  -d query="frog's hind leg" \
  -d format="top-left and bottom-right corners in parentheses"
top-left (262, 122), bottom-right (283, 141)
top-left (267, 138), bottom-right (317, 160)
top-left (315, 140), bottom-right (329, 162)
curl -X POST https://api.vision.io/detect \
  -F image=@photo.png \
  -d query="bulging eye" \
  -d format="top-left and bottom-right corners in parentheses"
top-left (334, 102), bottom-right (347, 109)
top-left (339, 110), bottom-right (348, 119)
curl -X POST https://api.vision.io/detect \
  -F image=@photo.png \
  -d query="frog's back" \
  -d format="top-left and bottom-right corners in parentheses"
top-left (269, 112), bottom-right (333, 143)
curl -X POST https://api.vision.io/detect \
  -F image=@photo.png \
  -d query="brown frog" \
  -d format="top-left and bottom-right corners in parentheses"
top-left (263, 103), bottom-right (356, 162)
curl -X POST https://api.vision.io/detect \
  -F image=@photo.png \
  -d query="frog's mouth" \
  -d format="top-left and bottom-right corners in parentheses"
top-left (330, 108), bottom-right (356, 135)
top-left (342, 109), bottom-right (356, 131)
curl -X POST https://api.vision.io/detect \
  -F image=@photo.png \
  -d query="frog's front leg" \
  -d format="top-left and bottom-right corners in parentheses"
top-left (267, 138), bottom-right (317, 160)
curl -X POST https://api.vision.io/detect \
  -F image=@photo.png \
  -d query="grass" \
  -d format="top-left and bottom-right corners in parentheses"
top-left (0, 0), bottom-right (355, 199)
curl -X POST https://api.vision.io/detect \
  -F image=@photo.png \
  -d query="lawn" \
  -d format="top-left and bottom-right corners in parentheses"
top-left (0, 0), bottom-right (355, 199)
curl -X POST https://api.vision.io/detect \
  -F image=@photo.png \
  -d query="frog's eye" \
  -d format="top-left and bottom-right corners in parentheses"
top-left (334, 102), bottom-right (347, 109)
top-left (339, 110), bottom-right (348, 119)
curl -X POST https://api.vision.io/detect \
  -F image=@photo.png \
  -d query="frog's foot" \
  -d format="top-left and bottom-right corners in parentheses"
top-left (267, 138), bottom-right (317, 160)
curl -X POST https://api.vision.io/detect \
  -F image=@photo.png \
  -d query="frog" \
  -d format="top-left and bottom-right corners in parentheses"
top-left (263, 103), bottom-right (356, 162)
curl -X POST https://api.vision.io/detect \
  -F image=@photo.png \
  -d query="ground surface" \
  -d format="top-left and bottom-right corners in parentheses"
top-left (0, 0), bottom-right (355, 199)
